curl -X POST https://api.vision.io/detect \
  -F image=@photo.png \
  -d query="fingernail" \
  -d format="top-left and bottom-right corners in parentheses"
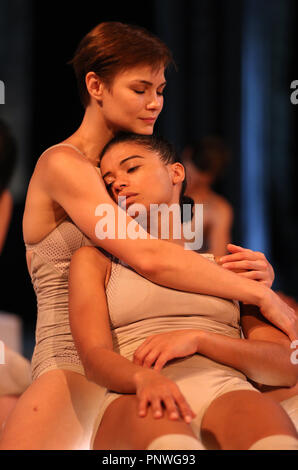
top-left (170, 412), bottom-right (178, 419)
top-left (185, 415), bottom-right (192, 423)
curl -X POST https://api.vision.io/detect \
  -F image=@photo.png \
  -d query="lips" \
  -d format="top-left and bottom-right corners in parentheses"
top-left (140, 117), bottom-right (157, 124)
top-left (118, 193), bottom-right (138, 208)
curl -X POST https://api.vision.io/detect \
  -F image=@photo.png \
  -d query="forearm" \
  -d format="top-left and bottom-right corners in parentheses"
top-left (84, 345), bottom-right (145, 393)
top-left (196, 330), bottom-right (298, 387)
top-left (144, 241), bottom-right (264, 305)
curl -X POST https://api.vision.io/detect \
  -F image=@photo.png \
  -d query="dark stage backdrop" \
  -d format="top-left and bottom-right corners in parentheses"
top-left (0, 0), bottom-right (297, 359)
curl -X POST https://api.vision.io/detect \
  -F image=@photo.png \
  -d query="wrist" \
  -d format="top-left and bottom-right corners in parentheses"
top-left (246, 281), bottom-right (268, 307)
top-left (195, 329), bottom-right (208, 354)
top-left (132, 367), bottom-right (156, 388)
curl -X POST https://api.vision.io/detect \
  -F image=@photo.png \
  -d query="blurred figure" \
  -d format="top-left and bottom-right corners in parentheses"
top-left (0, 119), bottom-right (17, 254)
top-left (182, 136), bottom-right (233, 257)
top-left (0, 120), bottom-right (31, 437)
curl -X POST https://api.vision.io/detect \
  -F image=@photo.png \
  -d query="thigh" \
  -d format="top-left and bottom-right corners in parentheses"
top-left (0, 369), bottom-right (106, 450)
top-left (93, 394), bottom-right (197, 450)
top-left (201, 390), bottom-right (298, 450)
top-left (0, 395), bottom-right (19, 439)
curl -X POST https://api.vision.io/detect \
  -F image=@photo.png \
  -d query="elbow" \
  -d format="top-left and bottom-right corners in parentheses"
top-left (287, 366), bottom-right (298, 388)
top-left (134, 250), bottom-right (162, 278)
top-left (84, 366), bottom-right (95, 384)
top-left (278, 363), bottom-right (298, 388)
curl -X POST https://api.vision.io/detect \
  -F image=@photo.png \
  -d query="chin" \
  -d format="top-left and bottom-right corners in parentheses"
top-left (134, 123), bottom-right (155, 135)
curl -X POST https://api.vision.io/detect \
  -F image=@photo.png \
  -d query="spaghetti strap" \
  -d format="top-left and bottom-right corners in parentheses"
top-left (41, 143), bottom-right (86, 158)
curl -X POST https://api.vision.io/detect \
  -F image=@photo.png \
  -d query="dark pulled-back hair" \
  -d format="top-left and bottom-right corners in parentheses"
top-left (69, 21), bottom-right (174, 108)
top-left (100, 132), bottom-right (194, 222)
top-left (0, 119), bottom-right (17, 197)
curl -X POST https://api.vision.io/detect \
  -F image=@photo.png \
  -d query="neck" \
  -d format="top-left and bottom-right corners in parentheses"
top-left (63, 102), bottom-right (115, 166)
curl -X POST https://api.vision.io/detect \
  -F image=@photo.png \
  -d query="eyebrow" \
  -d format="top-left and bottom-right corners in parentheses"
top-left (102, 155), bottom-right (145, 179)
top-left (131, 80), bottom-right (167, 87)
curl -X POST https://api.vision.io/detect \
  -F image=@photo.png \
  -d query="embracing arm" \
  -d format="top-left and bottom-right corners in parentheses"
top-left (42, 149), bottom-right (297, 340)
top-left (195, 305), bottom-right (298, 387)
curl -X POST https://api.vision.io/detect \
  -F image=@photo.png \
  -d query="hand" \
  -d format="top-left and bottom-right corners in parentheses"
top-left (217, 243), bottom-right (275, 288)
top-left (133, 368), bottom-right (196, 424)
top-left (133, 330), bottom-right (200, 372)
top-left (276, 291), bottom-right (298, 314)
top-left (259, 288), bottom-right (298, 341)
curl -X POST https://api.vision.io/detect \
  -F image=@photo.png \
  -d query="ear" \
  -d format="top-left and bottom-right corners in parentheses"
top-left (170, 162), bottom-right (185, 185)
top-left (85, 71), bottom-right (104, 102)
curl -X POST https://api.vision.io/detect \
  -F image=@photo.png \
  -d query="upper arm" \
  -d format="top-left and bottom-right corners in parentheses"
top-left (68, 246), bottom-right (113, 369)
top-left (240, 303), bottom-right (291, 347)
top-left (209, 199), bottom-right (233, 256)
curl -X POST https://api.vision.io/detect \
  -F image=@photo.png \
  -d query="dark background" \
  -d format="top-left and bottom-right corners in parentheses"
top-left (0, 0), bottom-right (297, 359)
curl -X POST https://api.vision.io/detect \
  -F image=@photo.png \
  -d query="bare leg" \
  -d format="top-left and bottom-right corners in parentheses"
top-left (201, 390), bottom-right (298, 450)
top-left (0, 369), bottom-right (105, 450)
top-left (0, 395), bottom-right (19, 439)
top-left (93, 394), bottom-right (200, 450)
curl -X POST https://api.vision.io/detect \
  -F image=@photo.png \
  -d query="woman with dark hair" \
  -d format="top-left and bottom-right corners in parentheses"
top-left (68, 133), bottom-right (298, 450)
top-left (0, 22), bottom-right (295, 450)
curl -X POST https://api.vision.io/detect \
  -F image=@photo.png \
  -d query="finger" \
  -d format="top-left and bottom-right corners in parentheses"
top-left (219, 252), bottom-right (259, 264)
top-left (150, 397), bottom-right (164, 419)
top-left (173, 392), bottom-right (196, 424)
top-left (153, 353), bottom-right (170, 372)
top-left (221, 260), bottom-right (266, 271)
top-left (162, 395), bottom-right (180, 421)
top-left (143, 350), bottom-right (162, 369)
top-left (137, 395), bottom-right (149, 418)
top-left (236, 270), bottom-right (264, 280)
top-left (226, 243), bottom-right (251, 253)
top-left (133, 344), bottom-right (155, 366)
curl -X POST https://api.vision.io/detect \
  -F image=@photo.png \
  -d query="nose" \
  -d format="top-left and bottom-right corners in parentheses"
top-left (113, 179), bottom-right (128, 195)
top-left (146, 92), bottom-right (163, 111)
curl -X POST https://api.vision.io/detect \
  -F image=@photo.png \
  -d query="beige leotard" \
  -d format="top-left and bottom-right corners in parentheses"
top-left (25, 144), bottom-right (96, 379)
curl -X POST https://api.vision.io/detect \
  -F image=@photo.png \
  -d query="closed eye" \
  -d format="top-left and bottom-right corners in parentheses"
top-left (127, 166), bottom-right (140, 173)
top-left (105, 181), bottom-right (114, 190)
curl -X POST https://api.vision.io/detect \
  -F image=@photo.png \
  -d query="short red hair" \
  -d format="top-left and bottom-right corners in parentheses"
top-left (69, 21), bottom-right (174, 108)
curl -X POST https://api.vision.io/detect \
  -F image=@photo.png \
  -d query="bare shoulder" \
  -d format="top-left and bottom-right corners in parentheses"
top-left (36, 145), bottom-right (91, 178)
top-left (209, 193), bottom-right (233, 224)
top-left (212, 193), bottom-right (233, 212)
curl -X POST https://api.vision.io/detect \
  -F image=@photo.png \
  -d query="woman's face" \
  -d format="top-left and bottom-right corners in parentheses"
top-left (100, 142), bottom-right (183, 215)
top-left (99, 65), bottom-right (166, 135)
